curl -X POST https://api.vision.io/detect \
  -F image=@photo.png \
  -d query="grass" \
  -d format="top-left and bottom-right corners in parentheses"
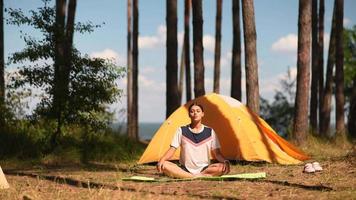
top-left (0, 120), bottom-right (146, 165)
top-left (1, 132), bottom-right (355, 199)
top-left (300, 133), bottom-right (354, 160)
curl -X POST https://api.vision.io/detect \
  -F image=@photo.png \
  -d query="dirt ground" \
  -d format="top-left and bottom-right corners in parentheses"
top-left (1, 151), bottom-right (355, 200)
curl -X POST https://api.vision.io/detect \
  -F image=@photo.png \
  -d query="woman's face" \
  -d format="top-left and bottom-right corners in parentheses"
top-left (189, 105), bottom-right (204, 122)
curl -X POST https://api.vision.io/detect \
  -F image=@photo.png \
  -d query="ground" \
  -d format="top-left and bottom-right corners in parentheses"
top-left (0, 152), bottom-right (356, 199)
top-left (1, 147), bottom-right (356, 199)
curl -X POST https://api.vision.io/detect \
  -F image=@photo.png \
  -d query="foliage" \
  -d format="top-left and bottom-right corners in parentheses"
top-left (260, 68), bottom-right (295, 137)
top-left (0, 119), bottom-right (145, 162)
top-left (5, 0), bottom-right (124, 129)
top-left (344, 25), bottom-right (356, 101)
top-left (0, 120), bottom-right (54, 158)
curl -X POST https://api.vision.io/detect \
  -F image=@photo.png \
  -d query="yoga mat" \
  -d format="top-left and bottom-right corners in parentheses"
top-left (122, 172), bottom-right (266, 182)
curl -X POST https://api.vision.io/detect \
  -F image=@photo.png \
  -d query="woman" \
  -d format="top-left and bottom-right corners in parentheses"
top-left (156, 103), bottom-right (230, 178)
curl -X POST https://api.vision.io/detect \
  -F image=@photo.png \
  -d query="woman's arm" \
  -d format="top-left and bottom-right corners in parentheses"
top-left (213, 148), bottom-right (230, 174)
top-left (156, 147), bottom-right (176, 172)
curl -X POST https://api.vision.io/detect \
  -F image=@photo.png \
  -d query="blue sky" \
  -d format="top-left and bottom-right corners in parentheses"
top-left (4, 0), bottom-right (356, 122)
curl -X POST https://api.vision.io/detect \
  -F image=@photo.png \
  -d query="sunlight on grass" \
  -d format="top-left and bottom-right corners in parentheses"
top-left (301, 133), bottom-right (354, 160)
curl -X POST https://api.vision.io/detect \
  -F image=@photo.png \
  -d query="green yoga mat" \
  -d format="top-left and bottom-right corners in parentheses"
top-left (122, 172), bottom-right (266, 182)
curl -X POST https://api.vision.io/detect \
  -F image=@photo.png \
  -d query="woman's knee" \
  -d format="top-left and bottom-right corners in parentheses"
top-left (161, 161), bottom-right (175, 171)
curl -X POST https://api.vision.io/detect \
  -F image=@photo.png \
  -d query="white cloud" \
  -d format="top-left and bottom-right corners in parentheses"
top-left (271, 33), bottom-right (331, 56)
top-left (178, 31), bottom-right (184, 47)
top-left (139, 25), bottom-right (166, 49)
top-left (204, 76), bottom-right (246, 102)
top-left (344, 18), bottom-right (352, 27)
top-left (157, 25), bottom-right (166, 38)
top-left (139, 36), bottom-right (162, 49)
top-left (114, 69), bottom-right (166, 122)
top-left (271, 34), bottom-right (298, 54)
top-left (138, 26), bottom-right (217, 53)
top-left (203, 35), bottom-right (215, 52)
top-left (139, 25), bottom-right (185, 50)
top-left (221, 52), bottom-right (232, 69)
top-left (260, 66), bottom-right (297, 100)
top-left (205, 51), bottom-right (232, 69)
top-left (90, 48), bottom-right (126, 66)
top-left (276, 66), bottom-right (297, 81)
top-left (205, 59), bottom-right (215, 69)
top-left (323, 33), bottom-right (330, 52)
top-left (141, 66), bottom-right (157, 75)
top-left (91, 48), bottom-right (119, 60)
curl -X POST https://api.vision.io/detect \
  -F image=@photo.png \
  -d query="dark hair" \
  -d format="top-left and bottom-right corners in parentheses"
top-left (188, 102), bottom-right (204, 112)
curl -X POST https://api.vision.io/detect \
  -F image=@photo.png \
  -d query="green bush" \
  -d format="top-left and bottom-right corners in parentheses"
top-left (0, 119), bottom-right (145, 164)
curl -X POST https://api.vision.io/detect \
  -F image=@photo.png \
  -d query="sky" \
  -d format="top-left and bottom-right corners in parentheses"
top-left (4, 0), bottom-right (356, 123)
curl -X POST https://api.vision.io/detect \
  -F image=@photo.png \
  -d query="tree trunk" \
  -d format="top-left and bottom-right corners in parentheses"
top-left (213, 0), bottom-right (222, 94)
top-left (192, 0), bottom-right (205, 97)
top-left (132, 0), bottom-right (139, 140)
top-left (178, 43), bottom-right (185, 104)
top-left (334, 0), bottom-right (345, 135)
top-left (320, 3), bottom-right (336, 136)
top-left (241, 0), bottom-right (259, 113)
top-left (62, 0), bottom-right (76, 112)
top-left (231, 0), bottom-right (242, 101)
top-left (310, 0), bottom-right (318, 131)
top-left (51, 0), bottom-right (76, 148)
top-left (0, 0), bottom-right (5, 127)
top-left (184, 0), bottom-right (192, 102)
top-left (127, 0), bottom-right (134, 139)
top-left (348, 79), bottom-right (356, 138)
top-left (293, 0), bottom-right (311, 145)
top-left (64, 0), bottom-right (76, 68)
top-left (318, 0), bottom-right (325, 133)
top-left (166, 0), bottom-right (179, 117)
top-left (51, 0), bottom-right (67, 148)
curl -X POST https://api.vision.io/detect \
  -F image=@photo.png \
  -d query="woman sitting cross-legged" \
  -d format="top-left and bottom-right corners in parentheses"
top-left (156, 103), bottom-right (230, 178)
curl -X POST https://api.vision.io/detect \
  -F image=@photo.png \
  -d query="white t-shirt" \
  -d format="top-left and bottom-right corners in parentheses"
top-left (170, 125), bottom-right (221, 175)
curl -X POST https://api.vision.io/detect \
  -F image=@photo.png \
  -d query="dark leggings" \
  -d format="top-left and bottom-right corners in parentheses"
top-left (179, 164), bottom-right (209, 173)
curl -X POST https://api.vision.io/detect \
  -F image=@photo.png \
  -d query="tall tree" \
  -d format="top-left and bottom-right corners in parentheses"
top-left (231, 0), bottom-right (242, 101)
top-left (62, 0), bottom-right (76, 113)
top-left (184, 0), bottom-right (192, 102)
top-left (52, 0), bottom-right (66, 145)
top-left (0, 0), bottom-right (4, 125)
top-left (293, 0), bottom-right (311, 144)
top-left (127, 0), bottom-right (134, 139)
top-left (344, 26), bottom-right (356, 138)
top-left (192, 0), bottom-right (205, 97)
top-left (320, 3), bottom-right (336, 135)
top-left (213, 0), bottom-right (222, 93)
top-left (310, 0), bottom-right (318, 131)
top-left (51, 0), bottom-right (77, 147)
top-left (132, 0), bottom-right (139, 140)
top-left (334, 0), bottom-right (345, 134)
top-left (318, 0), bottom-right (325, 131)
top-left (241, 0), bottom-right (259, 113)
top-left (166, 0), bottom-right (180, 117)
top-left (178, 43), bottom-right (184, 104)
top-left (7, 1), bottom-right (123, 133)
top-left (348, 80), bottom-right (356, 138)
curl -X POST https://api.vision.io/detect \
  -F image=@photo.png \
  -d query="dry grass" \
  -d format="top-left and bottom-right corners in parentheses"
top-left (1, 138), bottom-right (355, 200)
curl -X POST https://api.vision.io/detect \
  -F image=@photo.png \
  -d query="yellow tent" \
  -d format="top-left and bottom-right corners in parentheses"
top-left (138, 93), bottom-right (309, 165)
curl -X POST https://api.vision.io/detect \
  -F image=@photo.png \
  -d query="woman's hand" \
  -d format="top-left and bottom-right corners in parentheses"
top-left (222, 160), bottom-right (230, 174)
top-left (213, 148), bottom-right (231, 175)
top-left (156, 147), bottom-right (176, 173)
top-left (156, 161), bottom-right (164, 173)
